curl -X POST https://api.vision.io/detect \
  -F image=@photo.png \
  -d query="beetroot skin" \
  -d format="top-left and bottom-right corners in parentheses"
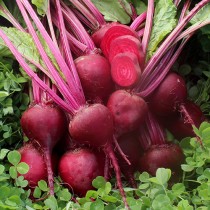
top-left (69, 103), bottom-right (114, 147)
top-left (18, 144), bottom-right (47, 188)
top-left (74, 54), bottom-right (114, 102)
top-left (58, 148), bottom-right (104, 196)
top-left (21, 103), bottom-right (67, 148)
top-left (107, 90), bottom-right (148, 136)
top-left (138, 143), bottom-right (185, 182)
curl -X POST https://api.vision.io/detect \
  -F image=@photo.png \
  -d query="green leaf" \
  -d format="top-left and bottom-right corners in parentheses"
top-left (147, 0), bottom-right (177, 58)
top-left (44, 196), bottom-right (58, 210)
top-left (32, 0), bottom-right (48, 16)
top-left (0, 91), bottom-right (9, 98)
top-left (0, 164), bottom-right (5, 174)
top-left (7, 150), bottom-right (21, 166)
top-left (139, 172), bottom-right (150, 182)
top-left (16, 162), bottom-right (29, 174)
top-left (156, 168), bottom-right (171, 185)
top-left (57, 189), bottom-right (71, 201)
top-left (38, 180), bottom-right (49, 192)
top-left (0, 149), bottom-right (9, 159)
top-left (15, 176), bottom-right (28, 188)
top-left (90, 199), bottom-right (104, 210)
top-left (9, 166), bottom-right (17, 179)
top-left (33, 187), bottom-right (42, 199)
top-left (92, 176), bottom-right (106, 189)
top-left (181, 164), bottom-right (194, 172)
top-left (91, 0), bottom-right (131, 24)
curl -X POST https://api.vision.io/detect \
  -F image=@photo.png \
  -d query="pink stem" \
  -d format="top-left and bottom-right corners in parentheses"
top-left (54, 0), bottom-right (84, 91)
top-left (16, 0), bottom-right (83, 109)
top-left (0, 28), bottom-right (74, 114)
top-left (142, 0), bottom-right (154, 54)
top-left (104, 143), bottom-right (130, 210)
top-left (130, 11), bottom-right (147, 31)
top-left (43, 148), bottom-right (54, 195)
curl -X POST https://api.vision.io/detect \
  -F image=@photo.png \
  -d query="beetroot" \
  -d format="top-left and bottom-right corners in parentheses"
top-left (74, 54), bottom-right (114, 102)
top-left (100, 24), bottom-right (139, 58)
top-left (138, 143), bottom-right (185, 183)
top-left (91, 22), bottom-right (119, 47)
top-left (149, 72), bottom-right (187, 116)
top-left (20, 103), bottom-right (67, 195)
top-left (107, 90), bottom-right (148, 136)
top-left (167, 100), bottom-right (206, 140)
top-left (18, 143), bottom-right (47, 188)
top-left (111, 52), bottom-right (142, 88)
top-left (59, 148), bottom-right (105, 196)
top-left (69, 103), bottom-right (129, 209)
top-left (117, 132), bottom-right (143, 187)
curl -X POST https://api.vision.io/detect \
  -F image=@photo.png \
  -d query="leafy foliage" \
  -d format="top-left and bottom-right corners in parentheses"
top-left (0, 57), bottom-right (29, 147)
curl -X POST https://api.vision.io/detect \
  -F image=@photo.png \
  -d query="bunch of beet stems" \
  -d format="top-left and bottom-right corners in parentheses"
top-left (0, 0), bottom-right (130, 209)
top-left (131, 0), bottom-right (209, 142)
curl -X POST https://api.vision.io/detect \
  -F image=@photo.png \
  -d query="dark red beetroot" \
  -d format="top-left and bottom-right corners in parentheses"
top-left (107, 90), bottom-right (148, 136)
top-left (69, 103), bottom-right (129, 209)
top-left (138, 143), bottom-right (185, 183)
top-left (59, 148), bottom-right (105, 196)
top-left (18, 143), bottom-right (47, 188)
top-left (109, 35), bottom-right (145, 69)
top-left (149, 72), bottom-right (187, 116)
top-left (117, 132), bottom-right (143, 187)
top-left (20, 103), bottom-right (67, 195)
top-left (74, 54), bottom-right (114, 103)
top-left (166, 100), bottom-right (206, 140)
top-left (100, 24), bottom-right (139, 58)
top-left (91, 22), bottom-right (119, 47)
top-left (111, 52), bottom-right (142, 89)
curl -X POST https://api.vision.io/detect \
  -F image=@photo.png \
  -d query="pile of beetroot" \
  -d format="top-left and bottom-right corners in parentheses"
top-left (0, 0), bottom-right (209, 209)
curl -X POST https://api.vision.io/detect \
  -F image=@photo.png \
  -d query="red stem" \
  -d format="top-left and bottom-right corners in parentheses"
top-left (104, 144), bottom-right (130, 210)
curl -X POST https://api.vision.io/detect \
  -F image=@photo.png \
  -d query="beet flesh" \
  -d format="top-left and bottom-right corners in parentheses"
top-left (149, 72), bottom-right (187, 116)
top-left (111, 52), bottom-right (142, 88)
top-left (100, 24), bottom-right (139, 58)
top-left (74, 54), bottom-right (114, 102)
top-left (91, 22), bottom-right (119, 47)
top-left (109, 35), bottom-right (145, 69)
top-left (107, 90), bottom-right (148, 136)
top-left (58, 148), bottom-right (104, 196)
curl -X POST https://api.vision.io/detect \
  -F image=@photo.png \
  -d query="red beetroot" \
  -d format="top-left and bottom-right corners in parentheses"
top-left (117, 132), bottom-right (143, 187)
top-left (69, 103), bottom-right (129, 209)
top-left (100, 24), bottom-right (139, 58)
top-left (107, 90), bottom-right (148, 136)
top-left (20, 103), bottom-right (67, 195)
top-left (91, 22), bottom-right (119, 47)
top-left (149, 72), bottom-right (187, 116)
top-left (18, 143), bottom-right (47, 188)
top-left (111, 52), bottom-right (142, 88)
top-left (109, 35), bottom-right (145, 69)
top-left (138, 143), bottom-right (185, 183)
top-left (167, 100), bottom-right (206, 140)
top-left (74, 54), bottom-right (114, 102)
top-left (59, 148), bottom-right (105, 196)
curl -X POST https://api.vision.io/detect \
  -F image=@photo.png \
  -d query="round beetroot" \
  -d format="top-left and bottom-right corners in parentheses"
top-left (107, 90), bottom-right (148, 136)
top-left (18, 143), bottom-right (47, 188)
top-left (74, 54), bottom-right (114, 102)
top-left (149, 72), bottom-right (187, 116)
top-left (138, 143), bottom-right (185, 182)
top-left (58, 148), bottom-right (104, 196)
